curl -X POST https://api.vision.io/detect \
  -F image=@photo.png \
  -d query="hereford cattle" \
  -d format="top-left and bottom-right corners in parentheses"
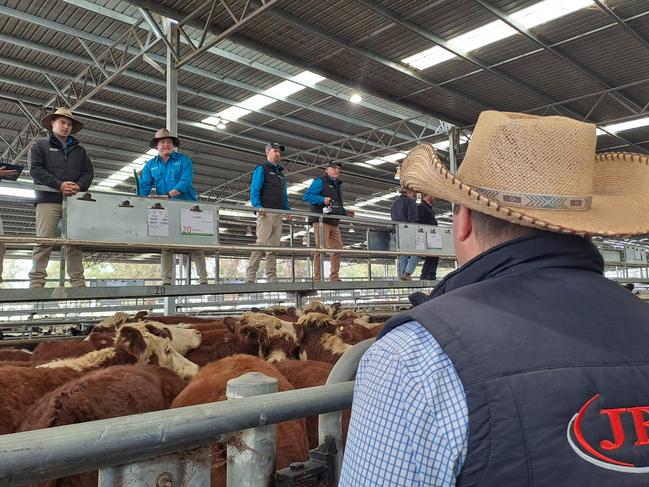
top-left (296, 313), bottom-right (349, 364)
top-left (38, 324), bottom-right (199, 381)
top-left (31, 340), bottom-right (96, 365)
top-left (0, 348), bottom-right (32, 361)
top-left (272, 359), bottom-right (342, 449)
top-left (186, 329), bottom-right (258, 367)
top-left (238, 312), bottom-right (301, 362)
top-left (302, 300), bottom-right (330, 315)
top-left (20, 364), bottom-right (186, 487)
top-left (0, 366), bottom-right (82, 435)
top-left (172, 355), bottom-right (309, 486)
top-left (251, 305), bottom-right (302, 323)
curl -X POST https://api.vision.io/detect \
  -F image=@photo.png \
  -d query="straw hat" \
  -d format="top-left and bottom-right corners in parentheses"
top-left (401, 111), bottom-right (649, 237)
top-left (42, 107), bottom-right (83, 134)
top-left (149, 128), bottom-right (180, 149)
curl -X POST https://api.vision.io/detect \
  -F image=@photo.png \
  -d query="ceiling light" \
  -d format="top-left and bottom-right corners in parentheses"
top-left (302, 236), bottom-right (308, 246)
top-left (219, 227), bottom-right (228, 234)
top-left (348, 224), bottom-right (355, 233)
top-left (245, 226), bottom-right (253, 237)
top-left (350, 92), bottom-right (363, 104)
top-left (394, 166), bottom-right (401, 180)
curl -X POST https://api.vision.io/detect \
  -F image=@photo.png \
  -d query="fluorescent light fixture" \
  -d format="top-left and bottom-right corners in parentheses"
top-left (353, 162), bottom-right (376, 169)
top-left (601, 117), bottom-right (649, 133)
top-left (402, 0), bottom-right (593, 70)
top-left (350, 93), bottom-right (362, 103)
top-left (365, 158), bottom-right (386, 166)
top-left (0, 186), bottom-right (35, 199)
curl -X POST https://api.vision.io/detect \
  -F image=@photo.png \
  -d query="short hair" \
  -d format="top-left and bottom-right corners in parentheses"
top-left (453, 205), bottom-right (551, 246)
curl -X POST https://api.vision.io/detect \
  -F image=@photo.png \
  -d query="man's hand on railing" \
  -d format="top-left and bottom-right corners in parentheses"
top-left (346, 210), bottom-right (355, 217)
top-left (286, 214), bottom-right (294, 221)
top-left (60, 181), bottom-right (80, 196)
top-left (256, 208), bottom-right (266, 216)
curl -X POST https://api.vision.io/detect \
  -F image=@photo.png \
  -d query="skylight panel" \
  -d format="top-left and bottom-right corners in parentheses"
top-left (601, 117), bottom-right (649, 133)
top-left (451, 20), bottom-right (516, 52)
top-left (513, 0), bottom-right (593, 29)
top-left (402, 0), bottom-right (594, 70)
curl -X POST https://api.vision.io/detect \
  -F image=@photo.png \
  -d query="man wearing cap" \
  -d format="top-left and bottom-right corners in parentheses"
top-left (138, 129), bottom-right (207, 286)
top-left (303, 161), bottom-right (354, 282)
top-left (28, 107), bottom-right (94, 288)
top-left (246, 142), bottom-right (291, 283)
top-left (340, 111), bottom-right (649, 486)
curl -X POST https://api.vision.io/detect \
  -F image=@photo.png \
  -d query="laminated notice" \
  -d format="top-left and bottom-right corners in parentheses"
top-left (147, 207), bottom-right (169, 237)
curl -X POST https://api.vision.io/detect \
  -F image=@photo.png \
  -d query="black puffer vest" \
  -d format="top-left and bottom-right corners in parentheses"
top-left (309, 175), bottom-right (345, 226)
top-left (259, 162), bottom-right (286, 209)
top-left (381, 234), bottom-right (649, 486)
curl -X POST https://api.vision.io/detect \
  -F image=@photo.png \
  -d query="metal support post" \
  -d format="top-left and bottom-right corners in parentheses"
top-left (319, 339), bottom-right (375, 484)
top-left (289, 223), bottom-right (295, 282)
top-left (163, 16), bottom-right (178, 313)
top-left (366, 228), bottom-right (372, 281)
top-left (226, 372), bottom-right (278, 487)
top-left (318, 216), bottom-right (325, 281)
top-left (58, 197), bottom-right (68, 287)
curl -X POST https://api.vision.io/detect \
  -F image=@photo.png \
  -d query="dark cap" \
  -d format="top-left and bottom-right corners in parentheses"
top-left (265, 142), bottom-right (285, 152)
top-left (325, 160), bottom-right (342, 169)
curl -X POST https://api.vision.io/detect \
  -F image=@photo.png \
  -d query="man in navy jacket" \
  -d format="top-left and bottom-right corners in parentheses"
top-left (246, 142), bottom-right (290, 283)
top-left (341, 111), bottom-right (649, 486)
top-left (390, 189), bottom-right (419, 280)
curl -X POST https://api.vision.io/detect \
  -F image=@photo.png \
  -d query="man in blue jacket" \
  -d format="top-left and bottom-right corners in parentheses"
top-left (390, 188), bottom-right (420, 280)
top-left (246, 142), bottom-right (291, 283)
top-left (303, 161), bottom-right (354, 282)
top-left (341, 111), bottom-right (649, 486)
top-left (138, 129), bottom-right (207, 286)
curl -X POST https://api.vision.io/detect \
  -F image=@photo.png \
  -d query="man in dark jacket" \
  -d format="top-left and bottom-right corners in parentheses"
top-left (341, 111), bottom-right (649, 486)
top-left (246, 142), bottom-right (291, 283)
top-left (417, 193), bottom-right (439, 280)
top-left (390, 189), bottom-right (419, 280)
top-left (303, 161), bottom-right (354, 282)
top-left (28, 107), bottom-right (94, 288)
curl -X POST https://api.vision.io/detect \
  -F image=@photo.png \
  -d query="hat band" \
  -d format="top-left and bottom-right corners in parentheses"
top-left (475, 186), bottom-right (592, 211)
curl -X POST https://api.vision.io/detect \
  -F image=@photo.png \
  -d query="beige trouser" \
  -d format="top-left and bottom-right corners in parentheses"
top-left (30, 203), bottom-right (85, 288)
top-left (161, 251), bottom-right (208, 285)
top-left (247, 212), bottom-right (283, 282)
top-left (313, 222), bottom-right (343, 281)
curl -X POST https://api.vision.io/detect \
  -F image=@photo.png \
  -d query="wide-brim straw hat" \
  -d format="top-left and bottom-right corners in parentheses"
top-left (401, 111), bottom-right (649, 237)
top-left (149, 128), bottom-right (180, 149)
top-left (42, 107), bottom-right (83, 134)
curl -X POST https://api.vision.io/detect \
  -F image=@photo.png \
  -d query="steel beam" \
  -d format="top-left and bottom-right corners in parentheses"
top-left (475, 0), bottom-right (643, 114)
top-left (0, 16), bottom-right (163, 165)
top-left (593, 0), bottom-right (649, 54)
top-left (175, 0), bottom-right (280, 68)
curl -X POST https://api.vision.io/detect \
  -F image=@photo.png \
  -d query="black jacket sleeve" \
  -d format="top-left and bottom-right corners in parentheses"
top-left (76, 148), bottom-right (94, 191)
top-left (407, 199), bottom-right (419, 223)
top-left (28, 141), bottom-right (62, 190)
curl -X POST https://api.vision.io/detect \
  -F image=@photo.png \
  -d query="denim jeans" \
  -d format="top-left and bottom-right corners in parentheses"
top-left (399, 255), bottom-right (419, 276)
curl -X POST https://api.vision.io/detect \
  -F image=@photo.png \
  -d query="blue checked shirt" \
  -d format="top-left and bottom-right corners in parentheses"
top-left (340, 320), bottom-right (468, 487)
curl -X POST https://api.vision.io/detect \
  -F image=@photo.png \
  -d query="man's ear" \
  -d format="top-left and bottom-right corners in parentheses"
top-left (454, 205), bottom-right (474, 242)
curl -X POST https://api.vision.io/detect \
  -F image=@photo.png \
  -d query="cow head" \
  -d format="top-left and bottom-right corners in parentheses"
top-left (117, 325), bottom-right (199, 381)
top-left (132, 321), bottom-right (202, 355)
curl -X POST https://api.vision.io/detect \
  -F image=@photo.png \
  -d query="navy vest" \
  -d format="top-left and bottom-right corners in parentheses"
top-left (259, 163), bottom-right (286, 209)
top-left (381, 234), bottom-right (649, 486)
top-left (309, 175), bottom-right (345, 226)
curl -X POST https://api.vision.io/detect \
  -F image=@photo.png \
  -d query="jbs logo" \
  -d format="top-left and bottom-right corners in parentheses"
top-left (567, 394), bottom-right (649, 472)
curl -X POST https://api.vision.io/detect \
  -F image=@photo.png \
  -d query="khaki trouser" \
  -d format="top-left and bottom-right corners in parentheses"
top-left (246, 212), bottom-right (283, 282)
top-left (30, 203), bottom-right (85, 288)
top-left (161, 250), bottom-right (208, 285)
top-left (313, 222), bottom-right (343, 281)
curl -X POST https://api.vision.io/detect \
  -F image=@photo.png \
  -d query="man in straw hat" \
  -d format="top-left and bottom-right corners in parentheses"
top-left (340, 111), bottom-right (649, 486)
top-left (138, 129), bottom-right (208, 286)
top-left (28, 107), bottom-right (94, 288)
